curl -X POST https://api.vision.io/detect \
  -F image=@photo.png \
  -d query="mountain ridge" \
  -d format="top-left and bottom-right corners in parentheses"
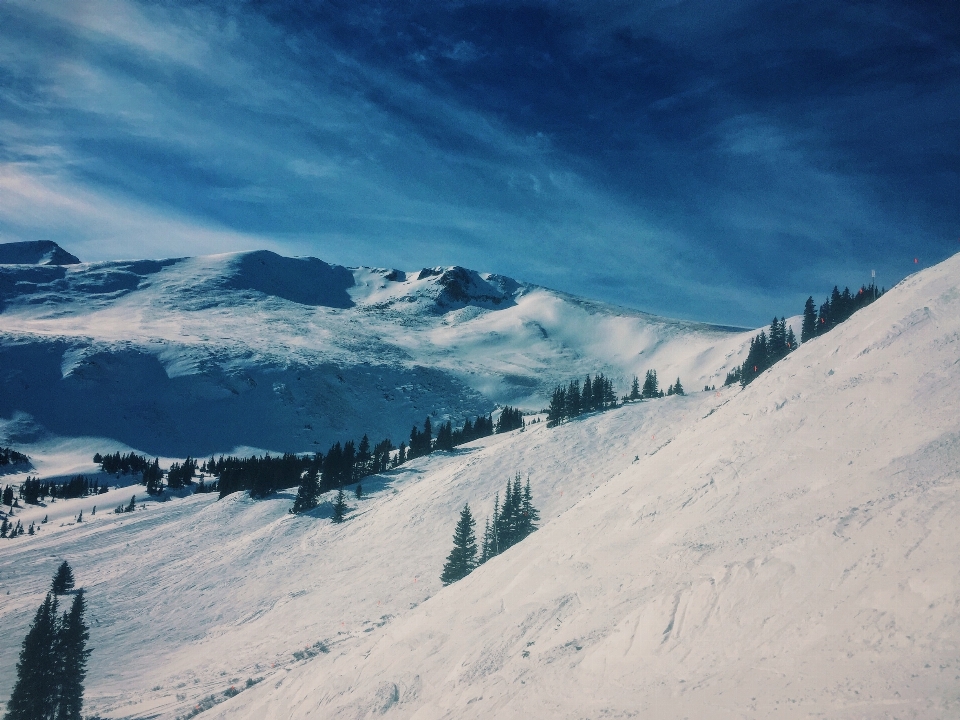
top-left (0, 248), bottom-right (756, 462)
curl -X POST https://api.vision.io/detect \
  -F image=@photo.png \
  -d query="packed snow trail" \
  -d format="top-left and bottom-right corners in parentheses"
top-left (201, 254), bottom-right (960, 719)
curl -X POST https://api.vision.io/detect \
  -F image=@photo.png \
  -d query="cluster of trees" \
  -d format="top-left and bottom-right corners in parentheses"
top-left (217, 453), bottom-right (310, 499)
top-left (292, 413), bottom-right (497, 516)
top-left (166, 457), bottom-right (197, 490)
top-left (13, 476), bottom-right (108, 504)
top-left (1, 517), bottom-right (30, 538)
top-left (728, 282), bottom-right (883, 388)
top-left (629, 369), bottom-right (685, 399)
top-left (494, 406), bottom-right (524, 434)
top-left (3, 561), bottom-right (90, 720)
top-left (0, 447), bottom-right (29, 467)
top-left (114, 495), bottom-right (137, 514)
top-left (546, 373), bottom-right (619, 427)
top-left (433, 415), bottom-right (495, 452)
top-left (734, 317), bottom-right (797, 386)
top-left (441, 474), bottom-right (540, 585)
top-left (801, 283), bottom-right (882, 341)
top-left (95, 451), bottom-right (153, 476)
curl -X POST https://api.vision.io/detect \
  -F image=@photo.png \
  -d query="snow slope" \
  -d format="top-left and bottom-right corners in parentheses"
top-left (0, 252), bottom-right (957, 719)
top-left (199, 253), bottom-right (960, 719)
top-left (0, 249), bottom-right (753, 460)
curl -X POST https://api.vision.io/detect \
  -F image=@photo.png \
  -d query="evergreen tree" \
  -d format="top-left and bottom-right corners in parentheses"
top-left (566, 379), bottom-right (581, 418)
top-left (519, 477), bottom-right (540, 538)
top-left (546, 386), bottom-right (566, 427)
top-left (641, 370), bottom-right (660, 399)
top-left (332, 487), bottom-right (347, 523)
top-left (672, 377), bottom-right (684, 396)
top-left (356, 435), bottom-right (371, 476)
top-left (51, 562), bottom-right (75, 595)
top-left (125, 495), bottom-right (136, 513)
top-left (785, 325), bottom-right (797, 350)
top-left (817, 298), bottom-right (832, 334)
top-left (801, 296), bottom-right (817, 343)
top-left (440, 504), bottom-right (478, 585)
top-left (423, 416), bottom-right (432, 452)
top-left (3, 594), bottom-right (59, 720)
top-left (355, 482), bottom-right (363, 500)
top-left (628, 375), bottom-right (641, 401)
top-left (55, 590), bottom-right (90, 720)
top-left (290, 467), bottom-right (320, 514)
top-left (480, 517), bottom-right (495, 564)
top-left (435, 421), bottom-right (454, 451)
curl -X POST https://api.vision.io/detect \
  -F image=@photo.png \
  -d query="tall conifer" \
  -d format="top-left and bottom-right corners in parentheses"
top-left (440, 504), bottom-right (478, 585)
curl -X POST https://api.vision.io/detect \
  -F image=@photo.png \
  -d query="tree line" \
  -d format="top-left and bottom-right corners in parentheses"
top-left (289, 413), bottom-right (497, 516)
top-left (11, 476), bottom-right (108, 505)
top-left (726, 282), bottom-right (883, 388)
top-left (441, 474), bottom-right (540, 585)
top-left (3, 561), bottom-right (90, 720)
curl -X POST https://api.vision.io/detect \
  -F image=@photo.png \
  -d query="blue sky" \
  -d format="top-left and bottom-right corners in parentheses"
top-left (0, 0), bottom-right (957, 326)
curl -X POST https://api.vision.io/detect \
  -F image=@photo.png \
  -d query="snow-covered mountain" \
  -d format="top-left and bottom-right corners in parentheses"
top-left (0, 248), bottom-right (752, 464)
top-left (1, 251), bottom-right (957, 719)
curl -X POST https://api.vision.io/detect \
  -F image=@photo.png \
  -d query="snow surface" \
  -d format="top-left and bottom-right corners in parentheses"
top-left (0, 250), bottom-right (754, 459)
top-left (0, 252), bottom-right (958, 718)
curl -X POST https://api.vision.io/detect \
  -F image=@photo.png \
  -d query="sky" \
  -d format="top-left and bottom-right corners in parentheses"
top-left (0, 0), bottom-right (957, 326)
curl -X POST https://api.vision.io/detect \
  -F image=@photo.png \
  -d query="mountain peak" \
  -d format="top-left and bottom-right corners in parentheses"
top-left (0, 240), bottom-right (81, 265)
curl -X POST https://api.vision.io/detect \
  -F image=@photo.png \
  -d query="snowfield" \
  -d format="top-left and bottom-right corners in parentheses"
top-left (1, 249), bottom-right (958, 719)
top-left (0, 249), bottom-right (752, 460)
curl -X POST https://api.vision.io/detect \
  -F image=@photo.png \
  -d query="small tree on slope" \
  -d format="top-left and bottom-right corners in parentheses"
top-left (51, 561), bottom-right (75, 595)
top-left (440, 504), bottom-right (478, 585)
top-left (332, 487), bottom-right (347, 523)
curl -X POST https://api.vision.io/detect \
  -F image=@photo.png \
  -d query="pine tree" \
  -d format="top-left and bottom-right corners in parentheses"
top-left (126, 495), bottom-right (136, 513)
top-left (519, 477), bottom-right (540, 538)
top-left (51, 562), bottom-right (75, 595)
top-left (641, 370), bottom-right (659, 399)
top-left (480, 517), bottom-right (494, 563)
top-left (673, 377), bottom-right (684, 396)
top-left (801, 296), bottom-right (817, 343)
top-left (785, 325), bottom-right (797, 350)
top-left (566, 379), bottom-right (581, 418)
top-left (332, 487), bottom-right (347, 523)
top-left (55, 590), bottom-right (90, 720)
top-left (546, 386), bottom-right (566, 427)
top-left (290, 467), bottom-right (320, 514)
top-left (629, 375), bottom-right (641, 401)
top-left (440, 504), bottom-right (477, 585)
top-left (355, 483), bottom-right (363, 500)
top-left (356, 435), bottom-right (371, 476)
top-left (3, 594), bottom-right (59, 720)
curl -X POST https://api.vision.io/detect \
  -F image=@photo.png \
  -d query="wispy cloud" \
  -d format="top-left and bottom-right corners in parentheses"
top-left (0, 0), bottom-right (956, 325)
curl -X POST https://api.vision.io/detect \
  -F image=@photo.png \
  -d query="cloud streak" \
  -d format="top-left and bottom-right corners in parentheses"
top-left (0, 0), bottom-right (956, 325)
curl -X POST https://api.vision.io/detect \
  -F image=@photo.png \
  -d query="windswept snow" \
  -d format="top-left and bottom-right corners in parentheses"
top-left (1, 252), bottom-right (959, 718)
